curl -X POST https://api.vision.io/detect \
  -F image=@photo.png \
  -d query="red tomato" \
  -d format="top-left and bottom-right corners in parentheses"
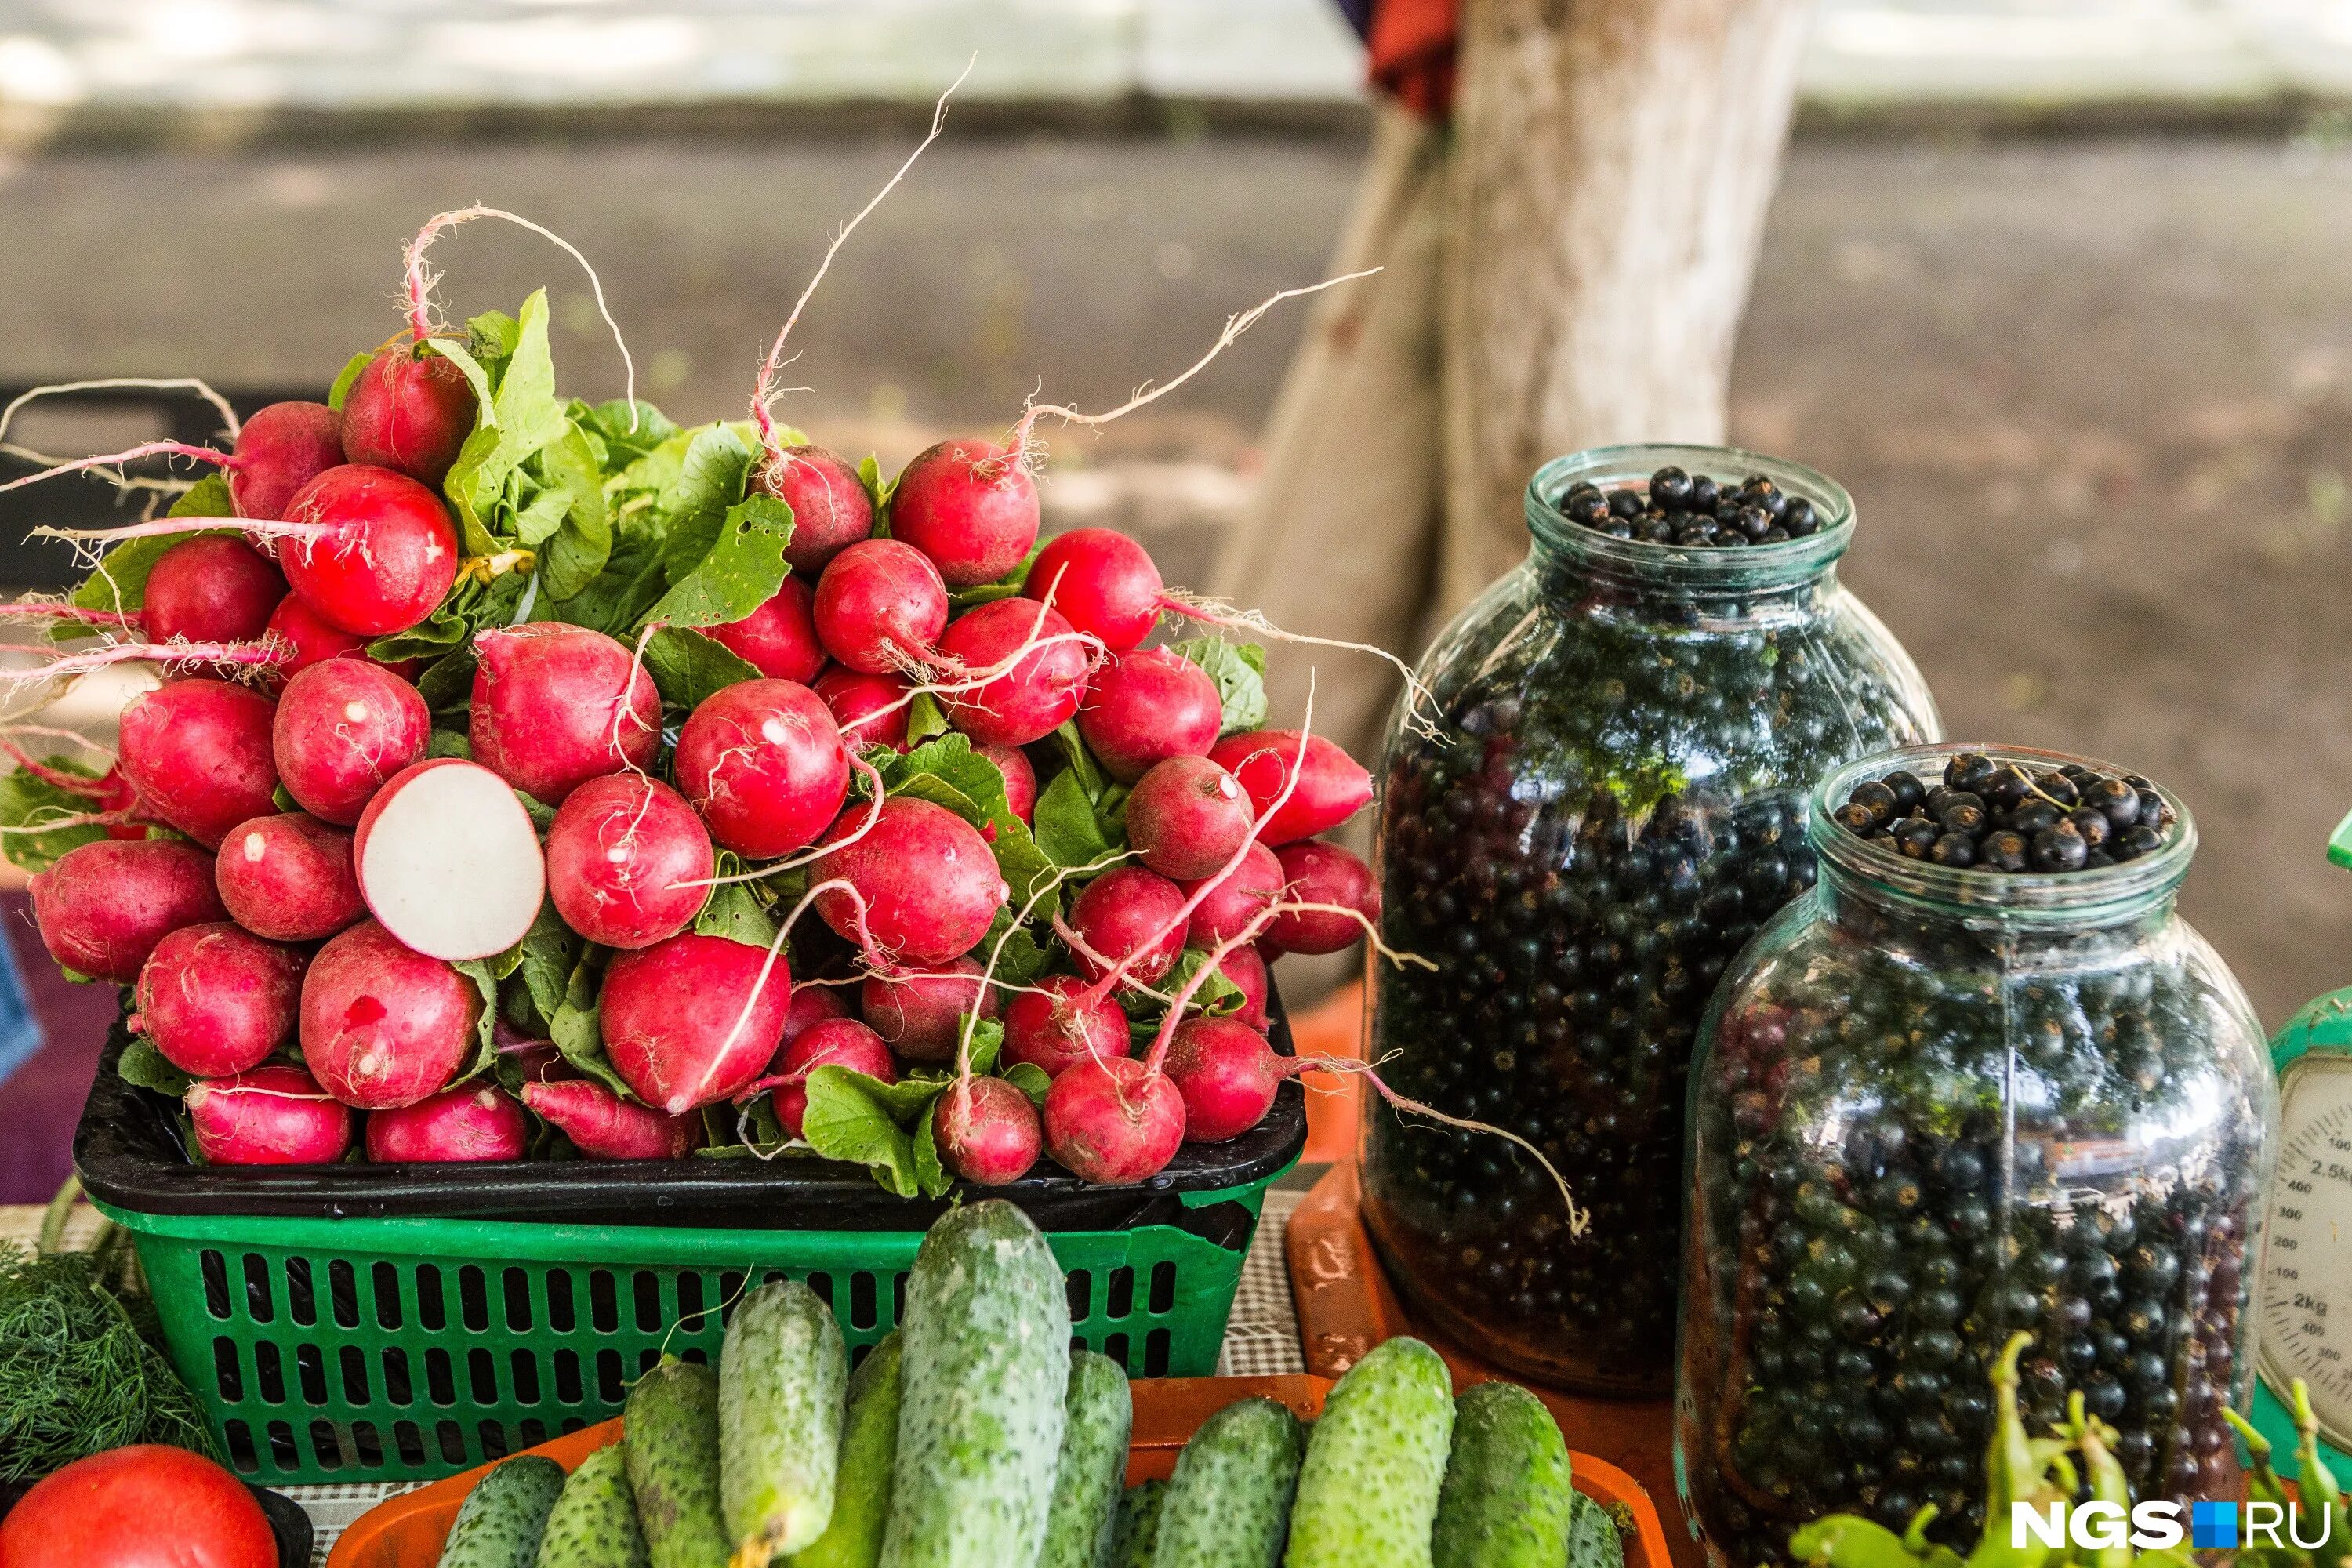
top-left (0, 1445), bottom-right (275, 1568)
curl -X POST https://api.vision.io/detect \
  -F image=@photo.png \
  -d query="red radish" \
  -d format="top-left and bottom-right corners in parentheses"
top-left (1162, 1015), bottom-right (1286, 1142)
top-left (299, 919), bottom-right (482, 1109)
top-left (365, 1083), bottom-right (529, 1162)
top-left (523, 1078), bottom-right (699, 1160)
top-left (142, 535), bottom-right (285, 645)
top-left (1042, 1054), bottom-right (1186, 1185)
top-left (353, 759), bottom-right (546, 961)
top-left (1265, 839), bottom-right (1379, 955)
top-left (133, 922), bottom-right (304, 1078)
top-left (757, 445), bottom-right (876, 575)
top-left (601, 933), bottom-right (793, 1113)
top-left (1000, 975), bottom-right (1129, 1080)
top-left (1126, 755), bottom-right (1254, 879)
top-left (887, 439), bottom-right (1040, 587)
top-left (1022, 527), bottom-right (1163, 652)
top-left (710, 576), bottom-right (827, 684)
top-left (28, 838), bottom-right (225, 982)
top-left (811, 539), bottom-right (949, 674)
top-left (782, 983), bottom-right (853, 1046)
top-left (935, 599), bottom-right (1092, 748)
top-left (768, 1017), bottom-right (895, 1139)
top-left (814, 667), bottom-right (913, 753)
top-left (228, 399), bottom-right (347, 520)
top-left (1076, 648), bottom-right (1221, 782)
top-left (187, 1063), bottom-right (354, 1165)
top-left (337, 345), bottom-right (478, 487)
top-left (1179, 841), bottom-right (1284, 945)
top-left (1065, 867), bottom-right (1188, 987)
top-left (811, 797), bottom-right (1007, 965)
top-left (1213, 941), bottom-right (1269, 1029)
top-left (0, 1446), bottom-right (278, 1568)
top-left (545, 773), bottom-right (713, 949)
top-left (979, 742), bottom-right (1036, 825)
top-left (470, 622), bottom-right (660, 805)
top-left (271, 658), bottom-right (431, 825)
top-left (215, 811), bottom-right (365, 941)
top-left (932, 1075), bottom-right (1042, 1186)
top-left (860, 960), bottom-right (998, 1064)
top-left (261, 592), bottom-right (423, 686)
top-left (117, 677), bottom-right (280, 848)
top-left (1209, 729), bottom-right (1372, 845)
top-left (278, 464), bottom-right (462, 637)
top-left (673, 678), bottom-right (850, 859)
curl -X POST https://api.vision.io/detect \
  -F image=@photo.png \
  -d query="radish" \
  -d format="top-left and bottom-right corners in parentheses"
top-left (337, 345), bottom-right (478, 487)
top-left (1178, 841), bottom-right (1284, 945)
top-left (365, 1083), bottom-right (529, 1162)
top-left (814, 667), bottom-right (913, 753)
top-left (1076, 647), bottom-right (1221, 782)
top-left (262, 593), bottom-right (423, 685)
top-left (1161, 1015), bottom-right (1286, 1143)
top-left (1264, 839), bottom-right (1379, 955)
top-left (979, 742), bottom-right (1037, 826)
top-left (353, 759), bottom-right (546, 960)
top-left (1041, 1054), bottom-right (1186, 1185)
top-left (767, 1017), bottom-right (895, 1139)
top-left (545, 773), bottom-right (713, 949)
top-left (1000, 975), bottom-right (1128, 1080)
top-left (117, 677), bottom-right (280, 848)
top-left (143, 535), bottom-right (285, 645)
top-left (1022, 528), bottom-right (1163, 652)
top-left (601, 932), bottom-right (793, 1113)
top-left (710, 576), bottom-right (827, 684)
top-left (279, 463), bottom-right (463, 637)
top-left (1125, 755), bottom-right (1254, 879)
top-left (887, 438), bottom-right (1040, 587)
top-left (931, 1074), bottom-right (1042, 1187)
top-left (757, 445), bottom-right (876, 575)
top-left (0, 1445), bottom-right (280, 1568)
top-left (522, 1078), bottom-right (699, 1160)
top-left (215, 811), bottom-right (365, 941)
top-left (1064, 866), bottom-right (1188, 987)
top-left (935, 598), bottom-right (1093, 747)
top-left (227, 400), bottom-right (347, 519)
top-left (811, 539), bottom-right (949, 674)
top-left (673, 678), bottom-right (850, 859)
top-left (470, 622), bottom-right (661, 805)
top-left (1208, 729), bottom-right (1372, 845)
top-left (300, 919), bottom-right (482, 1109)
top-left (186, 1062), bottom-right (354, 1164)
top-left (28, 837), bottom-right (225, 982)
top-left (271, 657), bottom-right (431, 825)
top-left (860, 960), bottom-right (998, 1064)
top-left (811, 797), bottom-right (1007, 965)
top-left (782, 983), bottom-right (852, 1046)
top-left (133, 922), bottom-right (305, 1078)
top-left (1213, 941), bottom-right (1269, 1029)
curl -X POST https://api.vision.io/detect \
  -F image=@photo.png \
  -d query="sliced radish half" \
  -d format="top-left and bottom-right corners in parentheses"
top-left (354, 758), bottom-right (546, 960)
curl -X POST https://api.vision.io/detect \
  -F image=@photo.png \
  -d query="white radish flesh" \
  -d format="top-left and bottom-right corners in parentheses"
top-left (353, 758), bottom-right (546, 961)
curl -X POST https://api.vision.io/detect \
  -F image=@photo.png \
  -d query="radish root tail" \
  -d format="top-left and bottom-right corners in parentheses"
top-left (1156, 588), bottom-right (1439, 739)
top-left (403, 205), bottom-right (639, 420)
top-left (0, 379), bottom-right (241, 445)
top-left (0, 441), bottom-right (236, 497)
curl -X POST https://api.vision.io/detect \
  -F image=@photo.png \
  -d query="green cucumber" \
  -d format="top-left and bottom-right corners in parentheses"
top-left (722, 1280), bottom-right (849, 1566)
top-left (789, 1335), bottom-right (905, 1568)
top-left (1430, 1382), bottom-right (1573, 1568)
top-left (626, 1357), bottom-right (731, 1568)
top-left (1039, 1350), bottom-right (1134, 1568)
top-left (1109, 1483), bottom-right (1167, 1568)
top-left (1565, 1494), bottom-right (1625, 1568)
top-left (880, 1200), bottom-right (1073, 1568)
top-left (1150, 1397), bottom-right (1304, 1568)
top-left (1281, 1338), bottom-right (1455, 1568)
top-left (537, 1444), bottom-right (651, 1568)
top-left (439, 1454), bottom-right (565, 1568)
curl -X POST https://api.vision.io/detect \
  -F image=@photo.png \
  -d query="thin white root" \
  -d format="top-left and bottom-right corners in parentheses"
top-left (1158, 588), bottom-right (1441, 740)
top-left (666, 756), bottom-right (889, 890)
top-left (403, 205), bottom-right (639, 419)
top-left (0, 440), bottom-right (233, 497)
top-left (30, 517), bottom-right (325, 571)
top-left (0, 810), bottom-right (127, 835)
top-left (0, 638), bottom-right (291, 684)
top-left (956, 848), bottom-right (1131, 1072)
top-left (0, 378), bottom-right (241, 444)
top-left (1269, 902), bottom-right (1434, 971)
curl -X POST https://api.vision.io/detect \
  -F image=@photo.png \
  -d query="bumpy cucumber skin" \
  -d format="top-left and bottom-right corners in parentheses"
top-left (1280, 1338), bottom-right (1455, 1568)
top-left (626, 1357), bottom-right (733, 1568)
top-left (439, 1454), bottom-right (566, 1568)
top-left (1038, 1350), bottom-right (1134, 1568)
top-left (1429, 1381), bottom-right (1573, 1568)
top-left (1565, 1494), bottom-right (1625, 1568)
top-left (879, 1200), bottom-right (1073, 1568)
top-left (1109, 1482), bottom-right (1168, 1568)
top-left (789, 1334), bottom-right (905, 1568)
top-left (537, 1444), bottom-right (652, 1568)
top-left (1150, 1397), bottom-right (1305, 1568)
top-left (721, 1281), bottom-right (849, 1564)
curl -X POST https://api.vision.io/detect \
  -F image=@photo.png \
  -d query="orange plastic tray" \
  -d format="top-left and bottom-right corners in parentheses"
top-left (328, 1372), bottom-right (1664, 1568)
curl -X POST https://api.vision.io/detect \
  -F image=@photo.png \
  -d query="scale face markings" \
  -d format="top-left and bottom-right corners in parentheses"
top-left (2260, 1054), bottom-right (2352, 1446)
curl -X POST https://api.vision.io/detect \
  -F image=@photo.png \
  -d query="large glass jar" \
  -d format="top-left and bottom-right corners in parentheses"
top-left (1361, 444), bottom-right (1940, 1394)
top-left (1675, 744), bottom-right (2276, 1566)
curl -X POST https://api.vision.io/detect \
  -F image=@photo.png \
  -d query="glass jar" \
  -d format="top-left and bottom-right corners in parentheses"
top-left (1360, 444), bottom-right (1940, 1394)
top-left (1675, 744), bottom-right (2275, 1566)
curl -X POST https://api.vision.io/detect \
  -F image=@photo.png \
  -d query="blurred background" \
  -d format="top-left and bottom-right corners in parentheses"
top-left (5, 0), bottom-right (2352, 1194)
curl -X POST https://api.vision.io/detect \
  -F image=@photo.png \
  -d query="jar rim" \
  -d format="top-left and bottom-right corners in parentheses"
top-left (1524, 444), bottom-right (1856, 584)
top-left (1809, 742), bottom-right (2197, 917)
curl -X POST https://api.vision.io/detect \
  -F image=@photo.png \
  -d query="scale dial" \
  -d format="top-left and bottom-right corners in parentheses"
top-left (2259, 1052), bottom-right (2352, 1449)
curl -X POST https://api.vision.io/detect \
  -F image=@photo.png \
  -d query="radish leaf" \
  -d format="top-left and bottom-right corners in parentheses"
top-left (642, 626), bottom-right (761, 712)
top-left (642, 494), bottom-right (793, 629)
top-left (1170, 637), bottom-right (1269, 735)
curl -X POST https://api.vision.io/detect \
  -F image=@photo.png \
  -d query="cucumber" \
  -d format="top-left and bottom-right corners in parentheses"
top-left (537, 1444), bottom-right (652, 1568)
top-left (879, 1200), bottom-right (1073, 1568)
top-left (789, 1335), bottom-right (905, 1568)
top-left (626, 1356), bottom-right (732, 1568)
top-left (1039, 1350), bottom-right (1134, 1568)
top-left (1149, 1397), bottom-right (1304, 1568)
top-left (1280, 1337), bottom-right (1455, 1568)
top-left (1109, 1483), bottom-right (1168, 1568)
top-left (1429, 1382), bottom-right (1573, 1568)
top-left (1565, 1494), bottom-right (1625, 1568)
top-left (722, 1280), bottom-right (849, 1566)
top-left (439, 1454), bottom-right (565, 1568)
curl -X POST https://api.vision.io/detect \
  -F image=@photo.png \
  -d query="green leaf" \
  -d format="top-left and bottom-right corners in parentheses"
top-left (468, 308), bottom-right (524, 364)
top-left (695, 854), bottom-right (779, 949)
top-left (418, 647), bottom-right (479, 713)
top-left (571, 399), bottom-right (681, 469)
top-left (960, 1017), bottom-right (1005, 1076)
top-left (905, 689), bottom-right (952, 746)
top-left (641, 626), bottom-right (761, 712)
top-left (655, 424), bottom-right (757, 580)
top-left (422, 336), bottom-right (496, 416)
top-left (533, 425), bottom-right (615, 600)
top-left (451, 958), bottom-right (503, 1079)
top-left (1169, 637), bottom-right (1270, 736)
top-left (913, 1110), bottom-right (949, 1198)
top-left (426, 728), bottom-right (472, 760)
top-left (946, 544), bottom-right (1042, 612)
top-left (977, 910), bottom-right (1054, 989)
top-left (514, 900), bottom-right (581, 1033)
top-left (543, 526), bottom-right (671, 637)
top-left (0, 756), bottom-right (108, 873)
top-left (1050, 720), bottom-right (1109, 801)
top-left (1002, 1062), bottom-right (1051, 1107)
top-left (856, 452), bottom-right (894, 516)
top-left (1033, 767), bottom-right (1118, 871)
top-left (327, 350), bottom-right (373, 413)
top-left (441, 289), bottom-right (571, 555)
top-left (365, 571), bottom-right (528, 665)
top-left (117, 1036), bottom-right (191, 1099)
top-left (549, 949), bottom-right (636, 1098)
top-left (1156, 946), bottom-right (1245, 1018)
top-left (642, 493), bottom-right (794, 630)
top-left (70, 478), bottom-right (236, 614)
top-left (800, 1065), bottom-right (924, 1197)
